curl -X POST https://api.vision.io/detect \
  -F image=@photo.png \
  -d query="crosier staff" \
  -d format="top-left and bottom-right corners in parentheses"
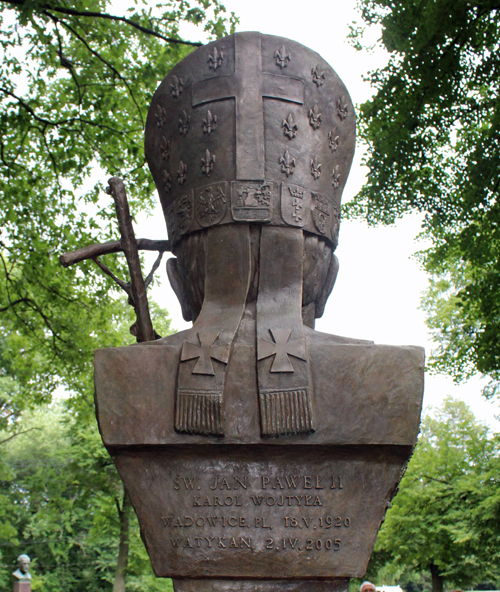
top-left (60, 177), bottom-right (171, 343)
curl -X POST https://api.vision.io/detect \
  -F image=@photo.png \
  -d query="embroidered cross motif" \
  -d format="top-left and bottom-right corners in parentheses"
top-left (181, 331), bottom-right (230, 375)
top-left (177, 161), bottom-right (187, 185)
top-left (155, 105), bottom-right (167, 128)
top-left (162, 169), bottom-right (172, 191)
top-left (257, 329), bottom-right (307, 373)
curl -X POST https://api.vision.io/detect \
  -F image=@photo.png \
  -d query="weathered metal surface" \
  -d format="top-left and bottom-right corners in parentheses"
top-left (113, 445), bottom-right (408, 578)
top-left (95, 342), bottom-right (424, 447)
top-left (93, 30), bottom-right (425, 587)
top-left (95, 339), bottom-right (423, 578)
top-left (145, 32), bottom-right (356, 250)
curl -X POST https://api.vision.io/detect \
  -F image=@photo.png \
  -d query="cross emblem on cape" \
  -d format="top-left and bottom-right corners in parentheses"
top-left (181, 331), bottom-right (230, 375)
top-left (257, 329), bottom-right (307, 373)
top-left (192, 33), bottom-right (304, 180)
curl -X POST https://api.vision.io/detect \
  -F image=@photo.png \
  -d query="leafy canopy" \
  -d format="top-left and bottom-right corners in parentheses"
top-left (0, 0), bottom-right (236, 410)
top-left (372, 398), bottom-right (500, 591)
top-left (0, 402), bottom-right (175, 592)
top-left (349, 0), bottom-right (500, 386)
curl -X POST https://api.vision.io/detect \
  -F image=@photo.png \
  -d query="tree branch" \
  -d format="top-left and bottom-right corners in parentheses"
top-left (144, 251), bottom-right (164, 289)
top-left (60, 238), bottom-right (170, 267)
top-left (0, 427), bottom-right (41, 446)
top-left (0, 297), bottom-right (32, 313)
top-left (51, 14), bottom-right (145, 127)
top-left (92, 257), bottom-right (132, 297)
top-left (0, 0), bottom-right (203, 47)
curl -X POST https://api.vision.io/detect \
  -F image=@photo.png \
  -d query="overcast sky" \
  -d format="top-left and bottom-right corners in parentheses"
top-left (136, 0), bottom-right (500, 429)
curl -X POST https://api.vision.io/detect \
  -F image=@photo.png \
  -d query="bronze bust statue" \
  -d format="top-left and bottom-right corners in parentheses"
top-left (13, 554), bottom-right (31, 582)
top-left (94, 31), bottom-right (424, 592)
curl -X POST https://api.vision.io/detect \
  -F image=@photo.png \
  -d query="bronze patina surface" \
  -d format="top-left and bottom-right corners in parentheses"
top-left (93, 31), bottom-right (424, 591)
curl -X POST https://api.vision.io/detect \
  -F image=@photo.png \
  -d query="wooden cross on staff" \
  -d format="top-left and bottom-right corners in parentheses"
top-left (60, 177), bottom-right (171, 344)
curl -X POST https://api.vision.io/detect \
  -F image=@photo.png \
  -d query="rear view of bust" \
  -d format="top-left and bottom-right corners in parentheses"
top-left (94, 31), bottom-right (424, 588)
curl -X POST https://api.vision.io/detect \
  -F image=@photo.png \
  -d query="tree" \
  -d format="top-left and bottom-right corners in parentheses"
top-left (0, 0), bottom-right (236, 408)
top-left (371, 398), bottom-right (500, 592)
top-left (0, 402), bottom-right (176, 592)
top-left (0, 302), bottom-right (173, 591)
top-left (0, 4), bottom-right (233, 587)
top-left (348, 0), bottom-right (500, 389)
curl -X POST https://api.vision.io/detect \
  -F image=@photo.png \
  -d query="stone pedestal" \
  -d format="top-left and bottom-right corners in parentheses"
top-left (13, 582), bottom-right (31, 592)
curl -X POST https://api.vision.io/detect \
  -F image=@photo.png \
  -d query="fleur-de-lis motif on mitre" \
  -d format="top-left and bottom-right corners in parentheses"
top-left (337, 98), bottom-right (348, 121)
top-left (282, 113), bottom-right (298, 139)
top-left (331, 166), bottom-right (341, 190)
top-left (310, 156), bottom-right (322, 180)
top-left (177, 161), bottom-right (187, 185)
top-left (155, 105), bottom-right (167, 128)
top-left (162, 169), bottom-right (172, 191)
top-left (179, 110), bottom-right (190, 136)
top-left (279, 149), bottom-right (296, 177)
top-left (274, 45), bottom-right (291, 69)
top-left (207, 46), bottom-right (224, 71)
top-left (202, 110), bottom-right (217, 134)
top-left (201, 149), bottom-right (216, 177)
top-left (308, 104), bottom-right (322, 130)
top-left (328, 130), bottom-right (340, 153)
top-left (170, 75), bottom-right (183, 99)
top-left (160, 136), bottom-right (171, 160)
top-left (311, 64), bottom-right (326, 87)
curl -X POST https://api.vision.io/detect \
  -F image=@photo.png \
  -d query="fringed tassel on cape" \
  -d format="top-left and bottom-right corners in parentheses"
top-left (175, 391), bottom-right (224, 436)
top-left (259, 388), bottom-right (314, 436)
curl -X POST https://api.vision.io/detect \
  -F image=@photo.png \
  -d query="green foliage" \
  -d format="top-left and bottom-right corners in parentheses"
top-left (0, 402), bottom-right (175, 592)
top-left (370, 398), bottom-right (500, 590)
top-left (0, 0), bottom-right (236, 410)
top-left (0, 3), bottom-right (234, 590)
top-left (348, 0), bottom-right (500, 385)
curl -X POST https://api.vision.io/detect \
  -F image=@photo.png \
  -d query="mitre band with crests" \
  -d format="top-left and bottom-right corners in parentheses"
top-left (145, 32), bottom-right (355, 438)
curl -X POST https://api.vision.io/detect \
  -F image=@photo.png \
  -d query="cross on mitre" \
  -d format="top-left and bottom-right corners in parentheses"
top-left (257, 329), bottom-right (307, 373)
top-left (181, 331), bottom-right (231, 375)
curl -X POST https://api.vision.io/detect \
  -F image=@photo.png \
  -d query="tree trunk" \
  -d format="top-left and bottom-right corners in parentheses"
top-left (430, 563), bottom-right (444, 592)
top-left (113, 490), bottom-right (131, 592)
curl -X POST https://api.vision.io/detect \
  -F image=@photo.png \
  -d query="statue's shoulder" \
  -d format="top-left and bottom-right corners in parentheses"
top-left (304, 325), bottom-right (374, 346)
top-left (13, 569), bottom-right (30, 581)
top-left (147, 330), bottom-right (189, 347)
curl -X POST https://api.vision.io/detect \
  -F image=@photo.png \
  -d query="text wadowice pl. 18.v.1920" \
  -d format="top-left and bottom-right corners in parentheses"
top-left (63, 31), bottom-right (424, 592)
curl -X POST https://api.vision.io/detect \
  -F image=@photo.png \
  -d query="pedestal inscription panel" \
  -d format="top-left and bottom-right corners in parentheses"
top-left (113, 445), bottom-right (409, 578)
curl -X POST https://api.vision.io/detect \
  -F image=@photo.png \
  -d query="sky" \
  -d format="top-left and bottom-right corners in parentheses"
top-left (137, 0), bottom-right (500, 429)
